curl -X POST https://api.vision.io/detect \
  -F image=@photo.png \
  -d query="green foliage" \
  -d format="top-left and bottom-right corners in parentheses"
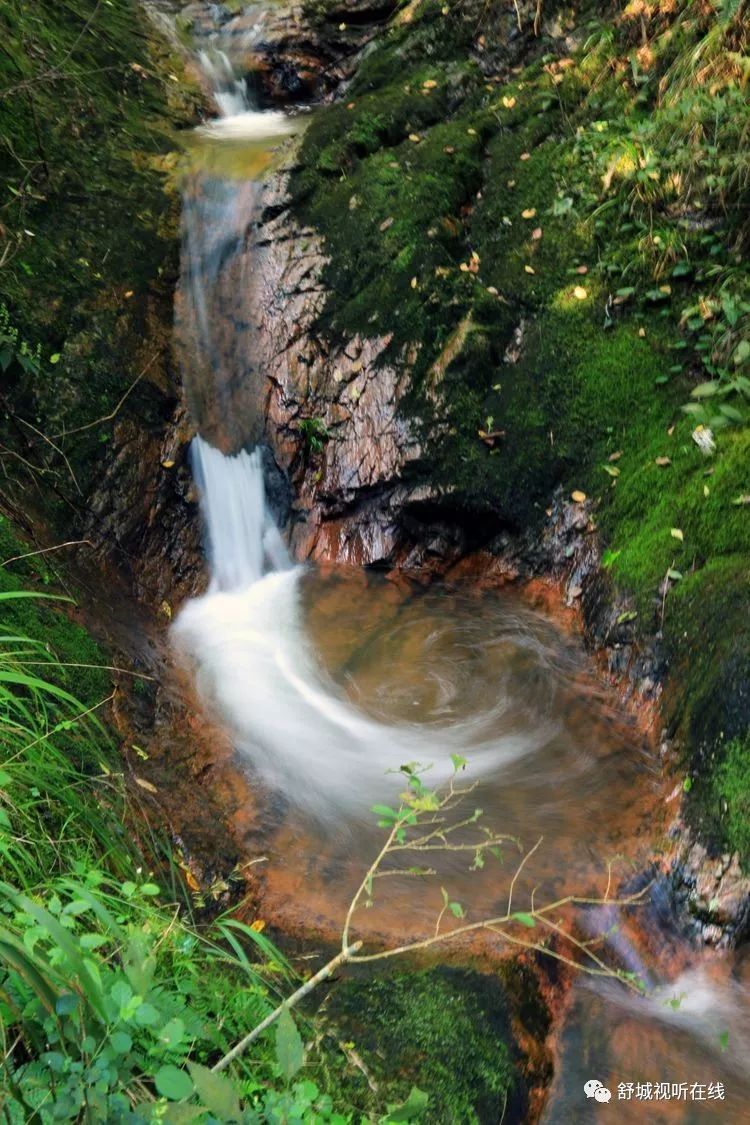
top-left (0, 577), bottom-right (362, 1122)
top-left (298, 417), bottom-right (330, 454)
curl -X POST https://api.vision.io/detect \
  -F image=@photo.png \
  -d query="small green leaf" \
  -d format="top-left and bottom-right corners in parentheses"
top-left (187, 1062), bottom-right (241, 1119)
top-left (155, 1064), bottom-right (194, 1101)
top-left (733, 340), bottom-right (750, 367)
top-left (383, 1086), bottom-right (429, 1122)
top-left (134, 1001), bottom-right (159, 1026)
top-left (49, 353), bottom-right (61, 364)
top-left (276, 1006), bottom-right (304, 1082)
top-left (371, 805), bottom-right (398, 822)
top-left (666, 569), bottom-right (683, 581)
top-left (55, 993), bottom-right (79, 1016)
top-left (79, 933), bottom-right (108, 950)
top-left (160, 1017), bottom-right (185, 1049)
top-left (511, 912), bottom-right (536, 928)
top-left (691, 381), bottom-right (721, 398)
top-left (110, 1030), bottom-right (132, 1055)
top-left (683, 777), bottom-right (693, 792)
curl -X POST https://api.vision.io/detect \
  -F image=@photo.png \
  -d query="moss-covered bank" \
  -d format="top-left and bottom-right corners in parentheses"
top-left (291, 0), bottom-right (750, 865)
top-left (0, 0), bottom-right (201, 514)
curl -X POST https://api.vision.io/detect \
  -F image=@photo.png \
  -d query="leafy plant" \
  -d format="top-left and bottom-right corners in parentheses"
top-left (298, 417), bottom-right (330, 455)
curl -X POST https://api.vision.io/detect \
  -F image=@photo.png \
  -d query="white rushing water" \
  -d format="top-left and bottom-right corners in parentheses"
top-left (173, 438), bottom-right (555, 820)
top-left (195, 47), bottom-right (296, 140)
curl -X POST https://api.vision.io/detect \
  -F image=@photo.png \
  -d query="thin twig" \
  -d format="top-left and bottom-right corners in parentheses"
top-left (211, 942), bottom-right (363, 1073)
top-left (50, 352), bottom-right (161, 440)
top-left (1, 539), bottom-right (94, 567)
top-left (506, 835), bottom-right (543, 918)
top-left (17, 418), bottom-right (82, 494)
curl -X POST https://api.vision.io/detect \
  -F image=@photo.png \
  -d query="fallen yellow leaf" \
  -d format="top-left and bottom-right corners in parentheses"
top-left (161, 459), bottom-right (175, 469)
top-left (521, 208), bottom-right (536, 219)
top-left (531, 227), bottom-right (543, 240)
top-left (638, 327), bottom-right (646, 338)
top-left (520, 152), bottom-right (531, 161)
top-left (573, 286), bottom-right (588, 300)
top-left (135, 777), bottom-right (158, 794)
top-left (408, 133), bottom-right (421, 142)
top-left (410, 276), bottom-right (418, 289)
top-left (250, 919), bottom-right (266, 932)
top-left (670, 527), bottom-right (684, 542)
top-left (655, 456), bottom-right (671, 467)
top-left (571, 490), bottom-right (587, 503)
top-left (423, 79), bottom-right (438, 89)
top-left (502, 95), bottom-right (516, 108)
top-left (524, 265), bottom-right (535, 274)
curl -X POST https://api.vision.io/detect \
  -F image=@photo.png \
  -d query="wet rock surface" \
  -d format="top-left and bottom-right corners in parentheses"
top-left (181, 0), bottom-right (398, 106)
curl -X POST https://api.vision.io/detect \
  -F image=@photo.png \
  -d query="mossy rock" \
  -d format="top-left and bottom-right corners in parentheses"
top-left (0, 0), bottom-right (201, 508)
top-left (291, 0), bottom-right (750, 862)
top-left (324, 965), bottom-right (537, 1123)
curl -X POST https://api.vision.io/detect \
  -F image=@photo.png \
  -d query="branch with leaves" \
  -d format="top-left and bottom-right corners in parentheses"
top-left (214, 757), bottom-right (650, 1086)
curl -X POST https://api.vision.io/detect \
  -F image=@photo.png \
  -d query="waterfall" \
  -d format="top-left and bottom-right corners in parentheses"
top-left (197, 48), bottom-right (249, 117)
top-left (190, 436), bottom-right (289, 592)
top-left (195, 45), bottom-right (295, 140)
top-left (173, 437), bottom-right (552, 820)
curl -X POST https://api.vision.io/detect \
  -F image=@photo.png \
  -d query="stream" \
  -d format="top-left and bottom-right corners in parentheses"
top-left (164, 5), bottom-right (750, 1121)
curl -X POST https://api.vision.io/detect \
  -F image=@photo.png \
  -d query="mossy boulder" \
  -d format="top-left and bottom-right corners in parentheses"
top-left (324, 965), bottom-right (543, 1123)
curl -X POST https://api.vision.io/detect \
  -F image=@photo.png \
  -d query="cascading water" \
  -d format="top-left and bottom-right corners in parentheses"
top-left (175, 26), bottom-right (297, 444)
top-left (190, 437), bottom-right (289, 591)
top-left (174, 436), bottom-right (555, 819)
top-left (198, 48), bottom-right (249, 117)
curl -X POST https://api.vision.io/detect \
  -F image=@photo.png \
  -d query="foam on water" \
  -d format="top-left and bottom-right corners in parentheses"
top-left (174, 438), bottom-right (553, 819)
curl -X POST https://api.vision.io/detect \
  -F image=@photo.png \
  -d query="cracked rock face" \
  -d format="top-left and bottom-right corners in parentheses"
top-left (178, 156), bottom-right (423, 565)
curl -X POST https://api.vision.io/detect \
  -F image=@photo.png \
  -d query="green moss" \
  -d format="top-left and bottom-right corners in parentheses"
top-left (712, 737), bottom-right (750, 866)
top-left (326, 967), bottom-right (522, 1123)
top-left (0, 0), bottom-right (200, 505)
